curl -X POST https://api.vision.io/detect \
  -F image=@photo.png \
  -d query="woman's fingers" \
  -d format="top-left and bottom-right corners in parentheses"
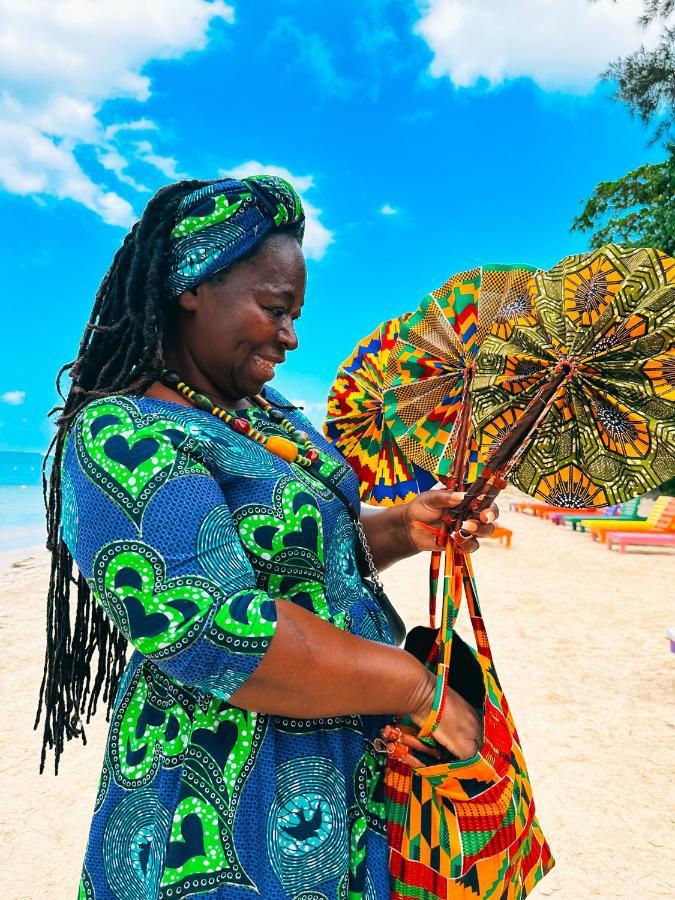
top-left (455, 532), bottom-right (480, 553)
top-left (408, 492), bottom-right (500, 553)
top-left (423, 489), bottom-right (465, 509)
top-left (461, 520), bottom-right (495, 537)
top-left (480, 501), bottom-right (499, 524)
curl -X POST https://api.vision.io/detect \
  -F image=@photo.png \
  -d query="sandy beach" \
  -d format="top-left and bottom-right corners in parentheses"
top-left (1, 488), bottom-right (673, 899)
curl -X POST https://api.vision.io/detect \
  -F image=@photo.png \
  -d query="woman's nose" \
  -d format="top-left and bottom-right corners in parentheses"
top-left (279, 318), bottom-right (299, 351)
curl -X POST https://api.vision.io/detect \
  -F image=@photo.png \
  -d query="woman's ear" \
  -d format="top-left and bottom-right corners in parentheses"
top-left (177, 286), bottom-right (201, 311)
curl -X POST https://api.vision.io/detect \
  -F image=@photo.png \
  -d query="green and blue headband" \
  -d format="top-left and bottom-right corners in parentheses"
top-left (166, 174), bottom-right (305, 296)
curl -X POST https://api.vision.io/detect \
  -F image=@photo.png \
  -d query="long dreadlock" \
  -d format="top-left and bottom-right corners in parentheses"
top-left (36, 179), bottom-right (217, 773)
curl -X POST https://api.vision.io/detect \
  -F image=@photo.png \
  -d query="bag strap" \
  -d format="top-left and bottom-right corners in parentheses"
top-left (417, 544), bottom-right (493, 738)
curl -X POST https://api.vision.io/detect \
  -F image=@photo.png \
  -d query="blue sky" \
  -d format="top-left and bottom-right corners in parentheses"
top-left (0, 0), bottom-right (667, 452)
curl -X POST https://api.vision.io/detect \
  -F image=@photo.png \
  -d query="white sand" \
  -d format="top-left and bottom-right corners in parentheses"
top-left (1, 489), bottom-right (674, 898)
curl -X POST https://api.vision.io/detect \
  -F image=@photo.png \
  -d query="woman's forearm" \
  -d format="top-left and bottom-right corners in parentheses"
top-left (359, 502), bottom-right (416, 571)
top-left (228, 598), bottom-right (434, 720)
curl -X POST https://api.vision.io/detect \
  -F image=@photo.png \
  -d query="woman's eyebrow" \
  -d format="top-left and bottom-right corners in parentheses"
top-left (255, 285), bottom-right (293, 300)
top-left (256, 286), bottom-right (303, 309)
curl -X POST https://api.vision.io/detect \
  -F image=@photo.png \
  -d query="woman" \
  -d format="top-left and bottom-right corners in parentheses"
top-left (38, 175), bottom-right (496, 899)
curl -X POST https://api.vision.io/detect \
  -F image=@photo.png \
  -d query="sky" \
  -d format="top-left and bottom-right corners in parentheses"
top-left (0, 0), bottom-right (669, 452)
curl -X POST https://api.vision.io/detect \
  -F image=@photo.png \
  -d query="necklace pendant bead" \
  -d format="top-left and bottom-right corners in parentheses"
top-left (268, 409), bottom-right (286, 423)
top-left (266, 435), bottom-right (300, 462)
top-left (232, 417), bottom-right (249, 433)
top-left (306, 449), bottom-right (320, 463)
top-left (193, 393), bottom-right (213, 412)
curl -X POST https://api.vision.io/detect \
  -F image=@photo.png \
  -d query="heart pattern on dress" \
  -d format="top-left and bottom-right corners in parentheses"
top-left (93, 540), bottom-right (219, 655)
top-left (76, 397), bottom-right (207, 526)
top-left (236, 478), bottom-right (325, 576)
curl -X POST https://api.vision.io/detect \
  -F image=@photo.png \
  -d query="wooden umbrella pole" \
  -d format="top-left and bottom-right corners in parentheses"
top-left (444, 362), bottom-right (574, 531)
top-left (435, 366), bottom-right (475, 546)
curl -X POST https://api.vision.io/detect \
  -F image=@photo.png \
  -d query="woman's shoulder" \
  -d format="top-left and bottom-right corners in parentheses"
top-left (70, 393), bottom-right (211, 430)
top-left (65, 393), bottom-right (216, 465)
top-left (64, 392), bottom-right (282, 484)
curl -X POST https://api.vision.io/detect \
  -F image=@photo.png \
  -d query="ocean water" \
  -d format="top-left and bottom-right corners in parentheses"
top-left (0, 451), bottom-right (47, 552)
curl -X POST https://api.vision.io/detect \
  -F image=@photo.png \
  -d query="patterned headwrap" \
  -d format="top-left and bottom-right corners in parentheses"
top-left (166, 175), bottom-right (305, 296)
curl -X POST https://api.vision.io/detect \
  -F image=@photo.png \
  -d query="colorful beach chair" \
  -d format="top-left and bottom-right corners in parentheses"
top-left (606, 531), bottom-right (675, 553)
top-left (512, 502), bottom-right (601, 518)
top-left (486, 524), bottom-right (512, 547)
top-left (581, 496), bottom-right (675, 543)
top-left (551, 497), bottom-right (641, 530)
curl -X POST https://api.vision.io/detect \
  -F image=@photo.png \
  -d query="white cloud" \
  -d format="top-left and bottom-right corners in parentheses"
top-left (223, 161), bottom-right (334, 261)
top-left (0, 0), bottom-right (234, 224)
top-left (0, 117), bottom-right (136, 225)
top-left (1, 391), bottom-right (26, 406)
top-left (134, 140), bottom-right (184, 180)
top-left (414, 0), bottom-right (666, 93)
top-left (380, 203), bottom-right (399, 215)
top-left (97, 147), bottom-right (150, 193)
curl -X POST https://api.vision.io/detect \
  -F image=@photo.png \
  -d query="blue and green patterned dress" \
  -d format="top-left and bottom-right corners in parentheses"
top-left (63, 386), bottom-right (395, 900)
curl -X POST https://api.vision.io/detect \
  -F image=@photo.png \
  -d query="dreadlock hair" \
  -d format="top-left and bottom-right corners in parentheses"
top-left (36, 178), bottom-right (216, 773)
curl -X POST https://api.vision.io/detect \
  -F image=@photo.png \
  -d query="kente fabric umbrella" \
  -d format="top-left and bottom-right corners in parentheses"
top-left (464, 243), bottom-right (675, 514)
top-left (323, 313), bottom-right (436, 505)
top-left (383, 264), bottom-right (537, 488)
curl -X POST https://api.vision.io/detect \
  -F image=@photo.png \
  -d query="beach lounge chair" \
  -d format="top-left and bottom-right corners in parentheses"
top-left (606, 531), bottom-right (675, 553)
top-left (513, 502), bottom-right (600, 518)
top-left (544, 503), bottom-right (619, 525)
top-left (486, 524), bottom-right (512, 547)
top-left (551, 498), bottom-right (641, 530)
top-left (581, 496), bottom-right (675, 543)
top-left (509, 500), bottom-right (538, 513)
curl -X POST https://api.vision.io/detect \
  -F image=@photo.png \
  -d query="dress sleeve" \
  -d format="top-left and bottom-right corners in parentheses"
top-left (61, 397), bottom-right (278, 701)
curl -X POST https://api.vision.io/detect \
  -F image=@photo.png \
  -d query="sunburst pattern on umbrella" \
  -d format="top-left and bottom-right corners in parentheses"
top-left (471, 244), bottom-right (675, 508)
top-left (383, 265), bottom-right (537, 485)
top-left (323, 313), bottom-right (436, 505)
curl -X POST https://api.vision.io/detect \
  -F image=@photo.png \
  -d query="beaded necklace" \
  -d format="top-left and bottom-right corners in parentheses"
top-left (159, 370), bottom-right (320, 467)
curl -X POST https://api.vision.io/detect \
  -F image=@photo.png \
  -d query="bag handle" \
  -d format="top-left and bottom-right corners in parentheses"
top-left (416, 543), bottom-right (493, 738)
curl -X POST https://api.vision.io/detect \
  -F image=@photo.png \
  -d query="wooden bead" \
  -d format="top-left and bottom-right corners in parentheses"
top-left (266, 436), bottom-right (299, 462)
top-left (232, 418), bottom-right (249, 433)
top-left (306, 449), bottom-right (319, 463)
top-left (268, 408), bottom-right (285, 423)
top-left (192, 393), bottom-right (213, 411)
top-left (160, 370), bottom-right (181, 386)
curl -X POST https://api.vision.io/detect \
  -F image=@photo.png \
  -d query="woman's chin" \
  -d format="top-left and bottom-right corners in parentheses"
top-left (242, 374), bottom-right (274, 398)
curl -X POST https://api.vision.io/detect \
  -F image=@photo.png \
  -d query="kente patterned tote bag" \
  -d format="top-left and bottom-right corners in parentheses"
top-left (380, 544), bottom-right (554, 899)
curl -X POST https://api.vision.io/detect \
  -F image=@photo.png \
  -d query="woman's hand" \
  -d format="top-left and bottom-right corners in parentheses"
top-left (390, 673), bottom-right (483, 763)
top-left (403, 488), bottom-right (499, 554)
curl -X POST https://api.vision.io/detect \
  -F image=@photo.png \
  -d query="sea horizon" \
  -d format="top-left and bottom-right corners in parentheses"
top-left (0, 450), bottom-right (46, 552)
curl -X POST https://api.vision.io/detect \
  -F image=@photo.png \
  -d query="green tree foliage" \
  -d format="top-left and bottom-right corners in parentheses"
top-left (607, 0), bottom-right (674, 143)
top-left (572, 154), bottom-right (674, 254)
top-left (572, 1), bottom-right (675, 253)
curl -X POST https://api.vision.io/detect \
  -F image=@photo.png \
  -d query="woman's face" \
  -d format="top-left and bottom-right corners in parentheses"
top-left (169, 233), bottom-right (307, 404)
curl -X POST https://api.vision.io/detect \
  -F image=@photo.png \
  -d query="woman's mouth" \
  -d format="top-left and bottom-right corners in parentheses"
top-left (251, 354), bottom-right (279, 379)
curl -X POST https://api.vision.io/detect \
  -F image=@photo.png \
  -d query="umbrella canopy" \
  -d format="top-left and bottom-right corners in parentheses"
top-left (383, 265), bottom-right (537, 485)
top-left (471, 244), bottom-right (675, 508)
top-left (323, 313), bottom-right (436, 505)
